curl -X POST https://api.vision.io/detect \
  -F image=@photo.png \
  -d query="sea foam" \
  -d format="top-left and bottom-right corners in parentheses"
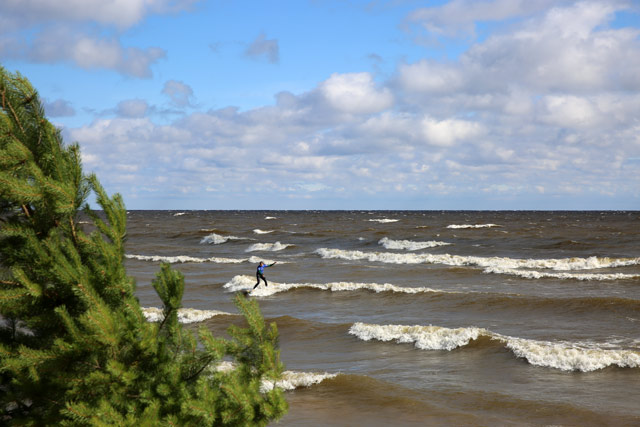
top-left (253, 229), bottom-right (274, 234)
top-left (127, 254), bottom-right (282, 265)
top-left (212, 361), bottom-right (337, 392)
top-left (484, 266), bottom-right (640, 281)
top-left (260, 371), bottom-right (339, 392)
top-left (126, 254), bottom-right (247, 264)
top-left (223, 275), bottom-right (450, 297)
top-left (368, 218), bottom-right (399, 223)
top-left (378, 237), bottom-right (451, 251)
top-left (349, 322), bottom-right (640, 372)
top-left (200, 232), bottom-right (246, 244)
top-left (245, 242), bottom-right (292, 252)
top-left (315, 248), bottom-right (640, 275)
top-left (142, 307), bottom-right (233, 323)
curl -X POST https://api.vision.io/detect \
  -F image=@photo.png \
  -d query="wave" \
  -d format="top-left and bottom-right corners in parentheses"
top-left (315, 248), bottom-right (640, 275)
top-left (447, 224), bottom-right (500, 229)
top-left (265, 216), bottom-right (277, 220)
top-left (260, 370), bottom-right (339, 392)
top-left (245, 242), bottom-right (293, 252)
top-left (253, 229), bottom-right (274, 234)
top-left (126, 254), bottom-right (247, 264)
top-left (173, 212), bottom-right (186, 217)
top-left (200, 232), bottom-right (247, 244)
top-left (349, 322), bottom-right (640, 372)
top-left (223, 275), bottom-right (452, 296)
top-left (368, 218), bottom-right (399, 223)
top-left (378, 237), bottom-right (451, 251)
top-left (213, 361), bottom-right (337, 393)
top-left (142, 307), bottom-right (233, 323)
top-left (484, 266), bottom-right (640, 281)
top-left (126, 254), bottom-right (283, 265)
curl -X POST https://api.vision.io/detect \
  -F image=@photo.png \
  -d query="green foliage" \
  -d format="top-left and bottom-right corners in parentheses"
top-left (0, 66), bottom-right (287, 425)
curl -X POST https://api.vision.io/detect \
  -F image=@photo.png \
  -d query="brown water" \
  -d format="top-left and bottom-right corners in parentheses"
top-left (124, 211), bottom-right (640, 426)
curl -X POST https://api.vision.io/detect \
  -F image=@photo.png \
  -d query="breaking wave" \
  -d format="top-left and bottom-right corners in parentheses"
top-left (142, 307), bottom-right (233, 323)
top-left (223, 275), bottom-right (452, 296)
top-left (378, 237), bottom-right (451, 251)
top-left (260, 371), bottom-right (339, 392)
top-left (245, 242), bottom-right (293, 252)
top-left (254, 229), bottom-right (274, 234)
top-left (200, 232), bottom-right (247, 244)
top-left (126, 254), bottom-right (281, 265)
top-left (349, 322), bottom-right (640, 372)
top-left (484, 266), bottom-right (640, 281)
top-left (368, 218), bottom-right (399, 223)
top-left (214, 361), bottom-right (337, 392)
top-left (127, 254), bottom-right (247, 264)
top-left (315, 248), bottom-right (640, 280)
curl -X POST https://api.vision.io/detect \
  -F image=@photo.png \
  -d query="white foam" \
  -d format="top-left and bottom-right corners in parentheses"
top-left (260, 371), bottom-right (339, 392)
top-left (173, 212), bottom-right (186, 217)
top-left (484, 266), bottom-right (640, 281)
top-left (368, 218), bottom-right (399, 223)
top-left (245, 242), bottom-right (292, 252)
top-left (213, 361), bottom-right (337, 392)
top-left (350, 322), bottom-right (640, 372)
top-left (378, 237), bottom-right (451, 251)
top-left (254, 229), bottom-right (274, 234)
top-left (126, 254), bottom-right (246, 264)
top-left (315, 248), bottom-right (640, 272)
top-left (222, 275), bottom-right (450, 297)
top-left (200, 232), bottom-right (244, 245)
top-left (503, 336), bottom-right (640, 372)
top-left (142, 307), bottom-right (233, 324)
top-left (265, 216), bottom-right (277, 220)
top-left (349, 322), bottom-right (486, 351)
top-left (447, 224), bottom-right (500, 229)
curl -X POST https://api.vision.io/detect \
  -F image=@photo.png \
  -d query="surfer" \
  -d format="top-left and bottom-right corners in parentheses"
top-left (253, 261), bottom-right (276, 290)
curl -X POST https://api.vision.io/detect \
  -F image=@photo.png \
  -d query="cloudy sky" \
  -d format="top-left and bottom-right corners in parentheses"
top-left (1, 0), bottom-right (639, 210)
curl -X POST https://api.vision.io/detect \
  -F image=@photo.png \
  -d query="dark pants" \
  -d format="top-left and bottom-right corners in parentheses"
top-left (253, 273), bottom-right (268, 289)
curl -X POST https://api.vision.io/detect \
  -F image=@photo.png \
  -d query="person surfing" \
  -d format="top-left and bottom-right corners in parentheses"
top-left (252, 261), bottom-right (276, 291)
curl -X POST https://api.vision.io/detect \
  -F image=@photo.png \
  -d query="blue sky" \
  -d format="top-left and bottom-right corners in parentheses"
top-left (1, 0), bottom-right (639, 210)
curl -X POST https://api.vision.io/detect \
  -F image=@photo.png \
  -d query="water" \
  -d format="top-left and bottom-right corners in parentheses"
top-left (124, 210), bottom-right (640, 425)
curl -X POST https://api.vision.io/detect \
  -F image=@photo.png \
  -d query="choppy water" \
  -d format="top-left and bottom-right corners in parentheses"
top-left (124, 211), bottom-right (640, 426)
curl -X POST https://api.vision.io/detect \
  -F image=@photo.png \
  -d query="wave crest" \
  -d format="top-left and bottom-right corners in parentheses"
top-left (379, 237), bottom-right (451, 251)
top-left (142, 307), bottom-right (233, 323)
top-left (200, 232), bottom-right (246, 244)
top-left (223, 275), bottom-right (449, 296)
top-left (350, 322), bottom-right (640, 372)
top-left (245, 242), bottom-right (293, 252)
top-left (126, 254), bottom-right (247, 264)
top-left (315, 248), bottom-right (640, 279)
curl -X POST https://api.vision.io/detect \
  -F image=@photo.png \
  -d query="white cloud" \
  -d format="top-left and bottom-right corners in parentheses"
top-left (320, 72), bottom-right (394, 115)
top-left (0, 0), bottom-right (198, 30)
top-left (162, 80), bottom-right (195, 107)
top-left (420, 116), bottom-right (485, 147)
top-left (0, 0), bottom-right (186, 76)
top-left (407, 0), bottom-right (572, 37)
top-left (55, 1), bottom-right (640, 208)
top-left (1, 26), bottom-right (166, 78)
top-left (117, 100), bottom-right (149, 118)
top-left (398, 60), bottom-right (464, 93)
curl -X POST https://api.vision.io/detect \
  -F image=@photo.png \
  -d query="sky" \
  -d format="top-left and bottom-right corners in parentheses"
top-left (1, 0), bottom-right (639, 210)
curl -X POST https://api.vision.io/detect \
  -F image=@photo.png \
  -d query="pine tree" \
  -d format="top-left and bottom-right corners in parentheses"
top-left (0, 66), bottom-right (287, 425)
